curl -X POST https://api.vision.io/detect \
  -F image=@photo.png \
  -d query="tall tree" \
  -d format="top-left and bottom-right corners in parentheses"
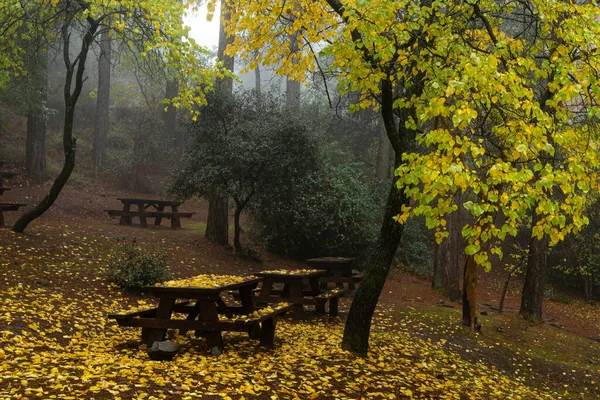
top-left (225, 0), bottom-right (600, 354)
top-left (206, 0), bottom-right (235, 246)
top-left (3, 0), bottom-right (222, 232)
top-left (92, 20), bottom-right (111, 171)
top-left (25, 48), bottom-right (48, 184)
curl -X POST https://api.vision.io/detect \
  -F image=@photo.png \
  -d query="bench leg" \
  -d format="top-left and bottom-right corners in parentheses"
top-left (329, 297), bottom-right (339, 317)
top-left (170, 217), bottom-right (181, 229)
top-left (144, 298), bottom-right (175, 345)
top-left (348, 280), bottom-right (357, 290)
top-left (249, 324), bottom-right (261, 339)
top-left (260, 317), bottom-right (276, 348)
top-left (155, 205), bottom-right (164, 226)
top-left (315, 299), bottom-right (326, 314)
top-left (0, 211), bottom-right (4, 226)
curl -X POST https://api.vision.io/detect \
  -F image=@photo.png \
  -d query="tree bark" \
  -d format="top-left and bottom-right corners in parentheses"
top-left (25, 49), bottom-right (48, 184)
top-left (285, 32), bottom-right (301, 109)
top-left (233, 206), bottom-right (242, 252)
top-left (520, 217), bottom-right (548, 320)
top-left (342, 76), bottom-right (419, 356)
top-left (92, 24), bottom-right (111, 171)
top-left (14, 15), bottom-right (98, 233)
top-left (461, 255), bottom-right (478, 326)
top-left (374, 121), bottom-right (391, 182)
top-left (254, 50), bottom-right (261, 96)
top-left (432, 194), bottom-right (463, 302)
top-left (206, 0), bottom-right (234, 246)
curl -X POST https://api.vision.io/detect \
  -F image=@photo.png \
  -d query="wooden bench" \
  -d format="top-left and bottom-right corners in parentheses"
top-left (105, 209), bottom-right (195, 228)
top-left (314, 288), bottom-right (346, 316)
top-left (0, 202), bottom-right (26, 226)
top-left (109, 301), bottom-right (292, 349)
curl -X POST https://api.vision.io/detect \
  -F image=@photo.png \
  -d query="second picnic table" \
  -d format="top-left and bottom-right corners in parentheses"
top-left (306, 257), bottom-right (361, 290)
top-left (255, 269), bottom-right (344, 317)
top-left (105, 198), bottom-right (194, 228)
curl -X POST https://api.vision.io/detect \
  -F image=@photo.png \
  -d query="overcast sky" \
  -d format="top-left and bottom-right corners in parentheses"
top-left (185, 7), bottom-right (220, 51)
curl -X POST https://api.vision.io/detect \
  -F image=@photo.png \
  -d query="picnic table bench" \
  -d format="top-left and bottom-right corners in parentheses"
top-left (105, 198), bottom-right (194, 228)
top-left (254, 269), bottom-right (345, 317)
top-left (306, 257), bottom-right (363, 291)
top-left (109, 275), bottom-right (291, 355)
top-left (0, 202), bottom-right (26, 226)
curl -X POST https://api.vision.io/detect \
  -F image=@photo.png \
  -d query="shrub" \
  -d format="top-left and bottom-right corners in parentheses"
top-left (107, 238), bottom-right (170, 290)
top-left (250, 158), bottom-right (382, 263)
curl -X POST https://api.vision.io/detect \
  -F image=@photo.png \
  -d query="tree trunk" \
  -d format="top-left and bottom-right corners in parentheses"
top-left (25, 49), bottom-right (48, 184)
top-left (14, 15), bottom-right (98, 233)
top-left (520, 232), bottom-right (548, 320)
top-left (254, 50), bottom-right (261, 96)
top-left (285, 32), bottom-right (301, 109)
top-left (92, 23), bottom-right (111, 171)
top-left (164, 79), bottom-right (179, 152)
top-left (432, 195), bottom-right (462, 302)
top-left (233, 206), bottom-right (242, 252)
top-left (342, 75), bottom-right (420, 356)
top-left (206, 194), bottom-right (229, 245)
top-left (461, 255), bottom-right (478, 326)
top-left (342, 151), bottom-right (407, 355)
top-left (206, 0), bottom-right (234, 245)
top-left (374, 121), bottom-right (390, 182)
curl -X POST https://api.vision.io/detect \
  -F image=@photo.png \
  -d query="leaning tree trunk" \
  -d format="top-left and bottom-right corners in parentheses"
top-left (432, 193), bottom-right (463, 302)
top-left (13, 16), bottom-right (98, 233)
top-left (520, 219), bottom-right (548, 320)
top-left (374, 122), bottom-right (391, 182)
top-left (92, 23), bottom-right (111, 172)
top-left (233, 205), bottom-right (243, 252)
top-left (461, 255), bottom-right (478, 326)
top-left (205, 0), bottom-right (234, 246)
top-left (25, 48), bottom-right (48, 184)
top-left (342, 77), bottom-right (419, 356)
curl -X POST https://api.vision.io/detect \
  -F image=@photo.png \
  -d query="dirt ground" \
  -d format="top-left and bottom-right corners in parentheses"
top-left (1, 172), bottom-right (599, 398)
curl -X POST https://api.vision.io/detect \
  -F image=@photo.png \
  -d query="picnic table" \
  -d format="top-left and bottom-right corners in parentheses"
top-left (109, 274), bottom-right (291, 355)
top-left (306, 257), bottom-right (362, 290)
top-left (255, 269), bottom-right (344, 317)
top-left (0, 171), bottom-right (16, 194)
top-left (105, 198), bottom-right (195, 228)
top-left (0, 202), bottom-right (26, 226)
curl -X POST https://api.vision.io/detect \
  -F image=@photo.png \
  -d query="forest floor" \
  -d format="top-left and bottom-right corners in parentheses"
top-left (1, 175), bottom-right (599, 399)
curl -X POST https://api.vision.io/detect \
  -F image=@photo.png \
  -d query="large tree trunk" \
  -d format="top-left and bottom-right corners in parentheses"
top-left (206, 0), bottom-right (234, 246)
top-left (461, 255), bottom-right (478, 326)
top-left (233, 206), bottom-right (242, 252)
top-left (374, 121), bottom-right (391, 182)
top-left (285, 32), bottom-right (301, 109)
top-left (342, 77), bottom-right (419, 356)
top-left (520, 219), bottom-right (548, 320)
top-left (432, 194), bottom-right (463, 302)
top-left (14, 17), bottom-right (98, 232)
top-left (254, 50), bottom-right (261, 96)
top-left (92, 24), bottom-right (111, 171)
top-left (25, 49), bottom-right (48, 183)
top-left (164, 79), bottom-right (179, 152)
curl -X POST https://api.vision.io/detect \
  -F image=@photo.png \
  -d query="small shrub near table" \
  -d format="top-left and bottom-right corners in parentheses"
top-left (107, 238), bottom-right (170, 290)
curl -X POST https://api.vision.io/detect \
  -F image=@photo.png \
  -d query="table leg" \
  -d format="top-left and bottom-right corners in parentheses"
top-left (197, 300), bottom-right (224, 353)
top-left (309, 277), bottom-right (326, 314)
top-left (238, 286), bottom-right (257, 314)
top-left (0, 210), bottom-right (4, 226)
top-left (120, 203), bottom-right (131, 225)
top-left (172, 205), bottom-right (181, 228)
top-left (288, 283), bottom-right (304, 314)
top-left (138, 204), bottom-right (148, 228)
top-left (155, 204), bottom-right (165, 226)
top-left (333, 271), bottom-right (345, 290)
top-left (260, 317), bottom-right (276, 347)
top-left (144, 298), bottom-right (176, 345)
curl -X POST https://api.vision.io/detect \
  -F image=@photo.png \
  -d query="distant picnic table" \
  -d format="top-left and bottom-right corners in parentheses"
top-left (306, 256), bottom-right (362, 291)
top-left (109, 275), bottom-right (291, 355)
top-left (0, 171), bottom-right (16, 195)
top-left (255, 269), bottom-right (344, 317)
top-left (105, 198), bottom-right (194, 228)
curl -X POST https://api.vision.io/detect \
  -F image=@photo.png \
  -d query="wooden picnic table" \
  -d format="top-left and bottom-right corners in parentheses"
top-left (109, 275), bottom-right (291, 355)
top-left (0, 171), bottom-right (16, 189)
top-left (105, 198), bottom-right (194, 228)
top-left (255, 269), bottom-right (344, 316)
top-left (0, 202), bottom-right (26, 226)
top-left (306, 257), bottom-right (361, 290)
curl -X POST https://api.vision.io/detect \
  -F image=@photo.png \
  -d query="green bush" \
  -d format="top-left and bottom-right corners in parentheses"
top-left (250, 158), bottom-right (382, 262)
top-left (395, 217), bottom-right (434, 278)
top-left (107, 238), bottom-right (170, 290)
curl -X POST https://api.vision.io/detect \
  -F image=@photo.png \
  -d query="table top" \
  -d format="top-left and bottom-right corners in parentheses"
top-left (306, 257), bottom-right (355, 264)
top-left (146, 276), bottom-right (262, 296)
top-left (0, 202), bottom-right (27, 207)
top-left (117, 198), bottom-right (182, 205)
top-left (0, 171), bottom-right (17, 178)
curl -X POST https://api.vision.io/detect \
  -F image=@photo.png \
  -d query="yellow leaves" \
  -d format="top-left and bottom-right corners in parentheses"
top-left (158, 274), bottom-right (255, 288)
